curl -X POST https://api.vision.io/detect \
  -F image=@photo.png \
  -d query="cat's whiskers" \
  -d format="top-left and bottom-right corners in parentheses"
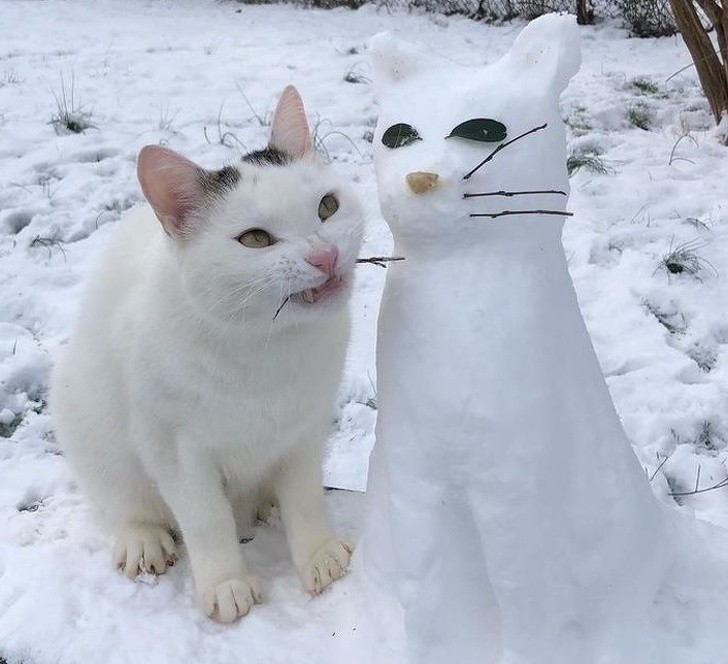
top-left (199, 274), bottom-right (276, 324)
top-left (469, 210), bottom-right (573, 219)
top-left (464, 188), bottom-right (571, 221)
top-left (463, 189), bottom-right (566, 199)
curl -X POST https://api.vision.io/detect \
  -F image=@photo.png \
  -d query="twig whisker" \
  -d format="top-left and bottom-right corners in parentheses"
top-left (356, 256), bottom-right (406, 268)
top-left (464, 189), bottom-right (567, 198)
top-left (470, 210), bottom-right (574, 219)
top-left (463, 123), bottom-right (548, 180)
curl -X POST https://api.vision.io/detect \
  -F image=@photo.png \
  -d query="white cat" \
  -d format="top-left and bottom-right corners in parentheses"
top-left (51, 86), bottom-right (364, 623)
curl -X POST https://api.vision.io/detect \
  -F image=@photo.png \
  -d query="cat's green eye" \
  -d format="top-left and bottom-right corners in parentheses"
top-left (381, 123), bottom-right (422, 149)
top-left (238, 229), bottom-right (274, 249)
top-left (446, 119), bottom-right (507, 143)
top-left (318, 193), bottom-right (339, 221)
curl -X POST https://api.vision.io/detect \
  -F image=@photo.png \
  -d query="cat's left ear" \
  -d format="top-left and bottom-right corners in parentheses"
top-left (505, 13), bottom-right (581, 94)
top-left (269, 85), bottom-right (312, 159)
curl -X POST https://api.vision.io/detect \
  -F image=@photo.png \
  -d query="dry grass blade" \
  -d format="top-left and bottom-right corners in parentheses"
top-left (273, 296), bottom-right (290, 321)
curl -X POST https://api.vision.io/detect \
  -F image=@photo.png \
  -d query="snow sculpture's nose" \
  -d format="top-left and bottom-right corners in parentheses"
top-left (306, 244), bottom-right (339, 278)
top-left (406, 171), bottom-right (439, 195)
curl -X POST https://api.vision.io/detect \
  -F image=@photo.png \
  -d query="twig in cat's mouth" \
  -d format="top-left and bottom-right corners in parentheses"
top-left (463, 189), bottom-right (567, 198)
top-left (356, 256), bottom-right (406, 268)
top-left (462, 124), bottom-right (548, 180)
top-left (470, 210), bottom-right (574, 219)
top-left (273, 296), bottom-right (290, 321)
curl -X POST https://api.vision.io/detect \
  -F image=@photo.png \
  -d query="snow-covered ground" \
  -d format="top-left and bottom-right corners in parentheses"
top-left (1, 1), bottom-right (727, 662)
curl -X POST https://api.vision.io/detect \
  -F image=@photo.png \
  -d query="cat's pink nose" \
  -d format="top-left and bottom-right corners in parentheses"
top-left (306, 245), bottom-right (339, 277)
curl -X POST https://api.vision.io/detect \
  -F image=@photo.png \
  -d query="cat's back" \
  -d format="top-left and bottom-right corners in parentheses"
top-left (51, 205), bottom-right (161, 446)
top-left (71, 204), bottom-right (161, 338)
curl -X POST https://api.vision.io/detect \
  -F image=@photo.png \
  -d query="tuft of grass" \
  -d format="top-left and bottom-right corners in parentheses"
top-left (687, 342), bottom-right (718, 373)
top-left (696, 420), bottom-right (724, 450)
top-left (0, 69), bottom-right (23, 87)
top-left (566, 152), bottom-right (610, 176)
top-left (668, 128), bottom-right (698, 166)
top-left (236, 85), bottom-right (272, 127)
top-left (203, 103), bottom-right (246, 151)
top-left (563, 103), bottom-right (593, 136)
top-left (49, 73), bottom-right (95, 135)
top-left (642, 299), bottom-right (688, 335)
top-left (630, 77), bottom-right (661, 96)
top-left (627, 105), bottom-right (652, 131)
top-left (678, 215), bottom-right (711, 232)
top-left (157, 104), bottom-right (179, 133)
top-left (312, 116), bottom-right (363, 164)
top-left (655, 238), bottom-right (717, 280)
top-left (343, 64), bottom-right (370, 85)
top-left (0, 412), bottom-right (22, 438)
top-left (30, 234), bottom-right (67, 261)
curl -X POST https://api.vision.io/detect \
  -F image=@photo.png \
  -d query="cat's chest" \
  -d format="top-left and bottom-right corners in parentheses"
top-left (131, 323), bottom-right (344, 448)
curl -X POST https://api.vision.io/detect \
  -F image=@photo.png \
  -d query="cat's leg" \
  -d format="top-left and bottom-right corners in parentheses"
top-left (152, 446), bottom-right (261, 623)
top-left (76, 456), bottom-right (177, 578)
top-left (54, 397), bottom-right (178, 578)
top-left (273, 442), bottom-right (353, 595)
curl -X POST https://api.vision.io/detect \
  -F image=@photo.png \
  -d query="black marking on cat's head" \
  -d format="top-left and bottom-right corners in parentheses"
top-left (199, 165), bottom-right (241, 198)
top-left (242, 147), bottom-right (293, 167)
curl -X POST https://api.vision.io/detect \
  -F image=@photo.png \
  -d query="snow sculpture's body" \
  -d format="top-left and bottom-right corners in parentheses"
top-left (363, 16), bottom-right (669, 664)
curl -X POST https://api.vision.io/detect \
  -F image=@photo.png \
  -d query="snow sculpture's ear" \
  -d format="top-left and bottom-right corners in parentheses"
top-left (369, 32), bottom-right (425, 97)
top-left (269, 85), bottom-right (313, 159)
top-left (505, 13), bottom-right (581, 94)
top-left (137, 145), bottom-right (205, 237)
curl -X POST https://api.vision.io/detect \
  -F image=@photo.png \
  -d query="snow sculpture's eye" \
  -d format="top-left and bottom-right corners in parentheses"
top-left (238, 229), bottom-right (274, 248)
top-left (446, 119), bottom-right (507, 143)
top-left (381, 123), bottom-right (422, 149)
top-left (318, 193), bottom-right (339, 221)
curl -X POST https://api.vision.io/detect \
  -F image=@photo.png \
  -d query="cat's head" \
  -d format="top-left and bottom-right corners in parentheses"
top-left (137, 86), bottom-right (364, 330)
top-left (370, 14), bottom-right (581, 250)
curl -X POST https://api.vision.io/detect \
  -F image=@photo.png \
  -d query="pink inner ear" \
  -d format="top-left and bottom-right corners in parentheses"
top-left (137, 145), bottom-right (202, 235)
top-left (269, 85), bottom-right (313, 159)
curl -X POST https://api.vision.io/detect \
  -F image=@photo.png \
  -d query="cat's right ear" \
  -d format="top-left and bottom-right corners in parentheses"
top-left (137, 145), bottom-right (202, 236)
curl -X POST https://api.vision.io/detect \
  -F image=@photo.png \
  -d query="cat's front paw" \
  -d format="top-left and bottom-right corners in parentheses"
top-left (113, 523), bottom-right (177, 578)
top-left (299, 537), bottom-right (353, 595)
top-left (201, 576), bottom-right (262, 623)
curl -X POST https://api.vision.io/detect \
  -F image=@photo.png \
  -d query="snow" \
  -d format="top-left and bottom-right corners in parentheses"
top-left (0, 1), bottom-right (727, 662)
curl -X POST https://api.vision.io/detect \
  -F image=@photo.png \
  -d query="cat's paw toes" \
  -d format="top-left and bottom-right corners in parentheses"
top-left (300, 537), bottom-right (353, 595)
top-left (113, 523), bottom-right (177, 579)
top-left (201, 577), bottom-right (262, 623)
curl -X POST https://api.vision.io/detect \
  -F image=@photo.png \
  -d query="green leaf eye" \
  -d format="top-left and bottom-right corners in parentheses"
top-left (446, 119), bottom-right (507, 143)
top-left (381, 123), bottom-right (422, 149)
top-left (238, 229), bottom-right (274, 249)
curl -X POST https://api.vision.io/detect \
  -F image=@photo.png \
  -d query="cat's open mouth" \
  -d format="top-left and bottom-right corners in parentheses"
top-left (295, 276), bottom-right (344, 304)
